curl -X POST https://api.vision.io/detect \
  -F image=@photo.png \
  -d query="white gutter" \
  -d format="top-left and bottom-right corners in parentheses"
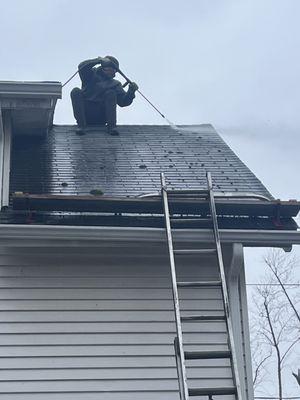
top-left (0, 224), bottom-right (299, 248)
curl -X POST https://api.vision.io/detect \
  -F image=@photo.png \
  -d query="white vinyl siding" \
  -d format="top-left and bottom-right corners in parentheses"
top-left (0, 246), bottom-right (234, 399)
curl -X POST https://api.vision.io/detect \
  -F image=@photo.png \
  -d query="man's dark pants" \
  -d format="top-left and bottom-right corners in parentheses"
top-left (71, 88), bottom-right (117, 128)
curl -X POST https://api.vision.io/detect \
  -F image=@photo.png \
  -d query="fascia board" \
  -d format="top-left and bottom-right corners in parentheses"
top-left (0, 81), bottom-right (62, 99)
top-left (0, 224), bottom-right (299, 248)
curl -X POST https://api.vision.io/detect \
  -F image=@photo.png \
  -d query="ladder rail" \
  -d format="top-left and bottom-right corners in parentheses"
top-left (161, 172), bottom-right (243, 400)
top-left (160, 172), bottom-right (189, 400)
top-left (206, 171), bottom-right (243, 400)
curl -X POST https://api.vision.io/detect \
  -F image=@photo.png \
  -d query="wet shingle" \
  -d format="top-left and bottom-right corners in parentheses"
top-left (10, 124), bottom-right (273, 199)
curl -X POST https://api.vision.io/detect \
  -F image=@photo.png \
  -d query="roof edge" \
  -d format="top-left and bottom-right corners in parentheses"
top-left (0, 80), bottom-right (62, 99)
top-left (0, 80), bottom-right (62, 137)
top-left (0, 224), bottom-right (299, 248)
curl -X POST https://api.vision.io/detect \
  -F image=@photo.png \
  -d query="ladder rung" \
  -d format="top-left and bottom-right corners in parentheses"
top-left (166, 189), bottom-right (209, 195)
top-left (189, 387), bottom-right (237, 396)
top-left (181, 315), bottom-right (225, 321)
top-left (177, 280), bottom-right (221, 287)
top-left (170, 218), bottom-right (212, 226)
top-left (184, 350), bottom-right (231, 360)
top-left (170, 218), bottom-right (211, 222)
top-left (174, 249), bottom-right (216, 255)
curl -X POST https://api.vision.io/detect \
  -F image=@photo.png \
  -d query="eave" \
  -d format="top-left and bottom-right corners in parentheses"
top-left (0, 80), bottom-right (61, 137)
top-left (0, 80), bottom-right (61, 209)
top-left (0, 224), bottom-right (299, 249)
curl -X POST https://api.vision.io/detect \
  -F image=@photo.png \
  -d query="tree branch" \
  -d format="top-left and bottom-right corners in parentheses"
top-left (253, 351), bottom-right (273, 386)
top-left (265, 252), bottom-right (300, 325)
top-left (281, 337), bottom-right (300, 363)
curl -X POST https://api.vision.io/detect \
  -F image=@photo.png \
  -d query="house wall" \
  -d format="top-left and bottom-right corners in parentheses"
top-left (0, 241), bottom-right (249, 400)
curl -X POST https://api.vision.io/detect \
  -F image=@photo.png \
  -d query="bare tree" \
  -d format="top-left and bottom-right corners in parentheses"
top-left (250, 330), bottom-right (272, 390)
top-left (250, 249), bottom-right (300, 399)
top-left (264, 250), bottom-right (300, 325)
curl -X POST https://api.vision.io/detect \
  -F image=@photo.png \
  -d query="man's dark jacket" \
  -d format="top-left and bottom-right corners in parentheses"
top-left (78, 58), bottom-right (135, 107)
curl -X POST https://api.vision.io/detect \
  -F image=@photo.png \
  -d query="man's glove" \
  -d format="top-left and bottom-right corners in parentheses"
top-left (128, 82), bottom-right (139, 93)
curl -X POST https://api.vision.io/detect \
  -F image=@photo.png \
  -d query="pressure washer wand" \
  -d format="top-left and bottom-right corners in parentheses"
top-left (117, 68), bottom-right (173, 123)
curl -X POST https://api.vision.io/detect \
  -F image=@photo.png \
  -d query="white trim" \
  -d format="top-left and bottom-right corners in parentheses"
top-left (239, 253), bottom-right (255, 400)
top-left (0, 80), bottom-right (61, 137)
top-left (227, 243), bottom-right (254, 400)
top-left (228, 243), bottom-right (247, 399)
top-left (0, 81), bottom-right (61, 98)
top-left (0, 225), bottom-right (299, 247)
top-left (0, 107), bottom-right (3, 208)
top-left (0, 98), bottom-right (56, 110)
top-left (0, 109), bottom-right (12, 208)
top-left (228, 243), bottom-right (243, 279)
top-left (1, 112), bottom-right (11, 206)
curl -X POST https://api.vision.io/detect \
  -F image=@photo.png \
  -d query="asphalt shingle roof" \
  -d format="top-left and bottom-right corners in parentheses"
top-left (10, 124), bottom-right (273, 199)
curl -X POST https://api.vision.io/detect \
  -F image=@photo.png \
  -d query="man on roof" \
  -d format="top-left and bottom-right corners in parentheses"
top-left (71, 56), bottom-right (138, 136)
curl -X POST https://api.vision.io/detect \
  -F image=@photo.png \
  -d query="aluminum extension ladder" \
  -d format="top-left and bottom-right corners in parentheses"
top-left (160, 171), bottom-right (242, 400)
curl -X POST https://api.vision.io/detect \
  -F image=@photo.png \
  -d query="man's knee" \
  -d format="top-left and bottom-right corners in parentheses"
top-left (71, 87), bottom-right (83, 101)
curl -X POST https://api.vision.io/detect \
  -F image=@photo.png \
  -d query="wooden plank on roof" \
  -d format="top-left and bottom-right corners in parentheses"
top-left (11, 193), bottom-right (300, 217)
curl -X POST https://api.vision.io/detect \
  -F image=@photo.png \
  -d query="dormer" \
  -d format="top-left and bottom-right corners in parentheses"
top-left (0, 80), bottom-right (61, 207)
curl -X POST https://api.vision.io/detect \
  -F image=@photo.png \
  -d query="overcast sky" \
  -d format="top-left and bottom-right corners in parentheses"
top-left (1, 0), bottom-right (299, 396)
top-left (1, 0), bottom-right (299, 197)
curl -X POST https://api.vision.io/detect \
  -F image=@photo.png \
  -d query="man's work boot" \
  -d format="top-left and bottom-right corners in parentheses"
top-left (107, 125), bottom-right (119, 136)
top-left (75, 126), bottom-right (86, 136)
